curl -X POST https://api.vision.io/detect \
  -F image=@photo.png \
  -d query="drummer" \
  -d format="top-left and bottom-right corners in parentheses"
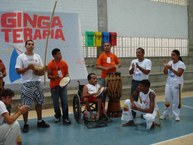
top-left (82, 73), bottom-right (107, 120)
top-left (47, 48), bottom-right (71, 125)
top-left (15, 40), bottom-right (49, 133)
top-left (96, 41), bottom-right (121, 104)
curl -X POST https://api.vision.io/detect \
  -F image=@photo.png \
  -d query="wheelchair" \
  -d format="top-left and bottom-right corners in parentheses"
top-left (72, 81), bottom-right (108, 128)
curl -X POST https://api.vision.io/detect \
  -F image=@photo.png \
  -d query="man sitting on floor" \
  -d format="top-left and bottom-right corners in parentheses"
top-left (121, 79), bottom-right (159, 129)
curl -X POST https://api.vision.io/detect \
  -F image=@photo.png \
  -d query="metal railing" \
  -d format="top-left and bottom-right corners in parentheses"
top-left (148, 0), bottom-right (187, 6)
top-left (83, 36), bottom-right (188, 58)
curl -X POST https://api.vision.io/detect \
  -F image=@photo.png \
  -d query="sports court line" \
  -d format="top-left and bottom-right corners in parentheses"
top-left (150, 133), bottom-right (193, 145)
top-left (182, 104), bottom-right (193, 109)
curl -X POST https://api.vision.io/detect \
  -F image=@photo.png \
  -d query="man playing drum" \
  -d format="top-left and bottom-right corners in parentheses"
top-left (96, 42), bottom-right (121, 104)
top-left (47, 48), bottom-right (71, 125)
top-left (15, 40), bottom-right (49, 133)
top-left (82, 73), bottom-right (107, 120)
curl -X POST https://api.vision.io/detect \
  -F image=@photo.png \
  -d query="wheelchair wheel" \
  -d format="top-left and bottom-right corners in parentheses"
top-left (73, 94), bottom-right (82, 124)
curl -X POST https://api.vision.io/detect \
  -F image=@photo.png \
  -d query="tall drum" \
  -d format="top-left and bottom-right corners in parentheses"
top-left (105, 72), bottom-right (122, 117)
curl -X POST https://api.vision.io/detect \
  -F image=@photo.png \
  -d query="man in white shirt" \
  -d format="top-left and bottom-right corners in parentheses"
top-left (15, 40), bottom-right (49, 133)
top-left (129, 47), bottom-right (152, 118)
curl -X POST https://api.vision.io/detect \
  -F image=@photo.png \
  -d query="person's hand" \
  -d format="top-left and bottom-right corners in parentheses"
top-left (107, 65), bottom-right (115, 70)
top-left (166, 64), bottom-right (172, 70)
top-left (136, 63), bottom-right (139, 68)
top-left (131, 63), bottom-right (135, 69)
top-left (27, 64), bottom-right (35, 70)
top-left (163, 59), bottom-right (167, 67)
top-left (131, 103), bottom-right (137, 110)
top-left (18, 105), bottom-right (29, 114)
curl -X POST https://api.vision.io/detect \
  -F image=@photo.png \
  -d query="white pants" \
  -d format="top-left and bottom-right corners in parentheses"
top-left (121, 99), bottom-right (158, 129)
top-left (0, 121), bottom-right (21, 145)
top-left (162, 84), bottom-right (181, 118)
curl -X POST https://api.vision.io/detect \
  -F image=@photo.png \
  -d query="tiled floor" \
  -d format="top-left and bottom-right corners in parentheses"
top-left (18, 91), bottom-right (193, 145)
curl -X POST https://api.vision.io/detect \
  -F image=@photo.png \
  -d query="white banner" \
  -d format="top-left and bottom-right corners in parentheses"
top-left (0, 11), bottom-right (88, 84)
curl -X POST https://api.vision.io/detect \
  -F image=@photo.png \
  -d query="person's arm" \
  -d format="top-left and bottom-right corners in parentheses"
top-left (96, 65), bottom-right (115, 71)
top-left (133, 92), bottom-right (155, 113)
top-left (129, 63), bottom-right (135, 75)
top-left (16, 64), bottom-right (34, 74)
top-left (47, 68), bottom-right (59, 80)
top-left (136, 63), bottom-right (151, 75)
top-left (166, 64), bottom-right (184, 77)
top-left (115, 63), bottom-right (121, 68)
top-left (130, 87), bottom-right (140, 103)
top-left (163, 64), bottom-right (168, 74)
top-left (82, 85), bottom-right (97, 98)
top-left (2, 105), bottom-right (28, 124)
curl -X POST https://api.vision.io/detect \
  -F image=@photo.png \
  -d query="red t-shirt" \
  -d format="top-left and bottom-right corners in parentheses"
top-left (96, 52), bottom-right (120, 78)
top-left (0, 59), bottom-right (6, 80)
top-left (47, 59), bottom-right (68, 89)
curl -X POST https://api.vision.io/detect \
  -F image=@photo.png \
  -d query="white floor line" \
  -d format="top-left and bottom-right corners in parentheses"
top-left (182, 105), bottom-right (193, 109)
top-left (151, 133), bottom-right (193, 145)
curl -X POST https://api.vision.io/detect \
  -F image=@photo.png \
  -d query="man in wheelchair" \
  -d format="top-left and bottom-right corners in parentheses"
top-left (82, 73), bottom-right (107, 121)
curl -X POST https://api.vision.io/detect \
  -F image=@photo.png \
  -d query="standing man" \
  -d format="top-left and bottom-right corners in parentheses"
top-left (129, 47), bottom-right (152, 118)
top-left (96, 41), bottom-right (121, 103)
top-left (15, 40), bottom-right (50, 133)
top-left (47, 48), bottom-right (71, 125)
top-left (0, 59), bottom-right (6, 93)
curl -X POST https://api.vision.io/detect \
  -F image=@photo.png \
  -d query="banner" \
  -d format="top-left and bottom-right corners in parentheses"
top-left (0, 11), bottom-right (88, 84)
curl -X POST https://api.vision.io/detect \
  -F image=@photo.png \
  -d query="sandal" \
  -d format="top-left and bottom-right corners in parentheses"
top-left (95, 113), bottom-right (100, 120)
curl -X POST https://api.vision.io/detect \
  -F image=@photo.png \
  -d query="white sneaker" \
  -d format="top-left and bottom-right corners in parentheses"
top-left (160, 115), bottom-right (166, 120)
top-left (54, 117), bottom-right (61, 123)
top-left (175, 116), bottom-right (180, 122)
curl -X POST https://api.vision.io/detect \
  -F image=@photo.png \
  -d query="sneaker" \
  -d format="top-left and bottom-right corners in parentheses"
top-left (37, 120), bottom-right (50, 128)
top-left (122, 120), bottom-right (135, 127)
top-left (175, 116), bottom-right (180, 122)
top-left (54, 117), bottom-right (61, 123)
top-left (160, 115), bottom-right (166, 120)
top-left (63, 119), bottom-right (71, 125)
top-left (22, 124), bottom-right (29, 133)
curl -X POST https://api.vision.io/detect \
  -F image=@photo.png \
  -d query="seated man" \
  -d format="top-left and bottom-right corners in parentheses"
top-left (82, 73), bottom-right (106, 120)
top-left (0, 89), bottom-right (28, 145)
top-left (121, 79), bottom-right (159, 129)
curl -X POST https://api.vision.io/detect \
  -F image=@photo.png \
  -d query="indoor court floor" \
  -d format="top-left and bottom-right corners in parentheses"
top-left (19, 93), bottom-right (193, 145)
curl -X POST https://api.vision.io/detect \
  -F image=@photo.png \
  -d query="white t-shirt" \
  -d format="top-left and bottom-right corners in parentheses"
top-left (166, 60), bottom-right (186, 85)
top-left (129, 58), bottom-right (152, 81)
top-left (139, 89), bottom-right (158, 111)
top-left (15, 53), bottom-right (43, 83)
top-left (0, 101), bottom-right (8, 125)
top-left (86, 84), bottom-right (101, 94)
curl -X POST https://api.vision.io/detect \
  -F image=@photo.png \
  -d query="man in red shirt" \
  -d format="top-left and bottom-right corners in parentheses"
top-left (96, 42), bottom-right (121, 103)
top-left (47, 48), bottom-right (71, 125)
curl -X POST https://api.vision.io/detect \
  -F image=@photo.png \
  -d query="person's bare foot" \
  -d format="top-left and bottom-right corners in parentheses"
top-left (122, 120), bottom-right (135, 127)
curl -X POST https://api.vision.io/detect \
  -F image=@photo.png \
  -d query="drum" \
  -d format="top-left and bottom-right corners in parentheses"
top-left (59, 76), bottom-right (71, 87)
top-left (105, 72), bottom-right (122, 117)
top-left (33, 65), bottom-right (45, 76)
top-left (95, 87), bottom-right (105, 97)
